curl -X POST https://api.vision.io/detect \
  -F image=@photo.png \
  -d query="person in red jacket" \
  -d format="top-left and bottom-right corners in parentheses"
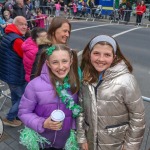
top-left (136, 0), bottom-right (146, 25)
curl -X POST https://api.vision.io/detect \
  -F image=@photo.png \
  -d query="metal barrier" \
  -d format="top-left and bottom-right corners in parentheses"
top-left (109, 9), bottom-right (150, 27)
top-left (142, 96), bottom-right (150, 150)
top-left (0, 89), bottom-right (11, 111)
top-left (25, 5), bottom-right (150, 28)
top-left (26, 16), bottom-right (51, 30)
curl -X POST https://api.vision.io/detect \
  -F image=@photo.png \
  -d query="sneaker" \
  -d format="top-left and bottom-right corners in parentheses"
top-left (3, 118), bottom-right (22, 127)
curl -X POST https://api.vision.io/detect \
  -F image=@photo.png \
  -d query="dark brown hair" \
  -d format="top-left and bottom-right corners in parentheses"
top-left (47, 17), bottom-right (71, 43)
top-left (36, 44), bottom-right (80, 94)
top-left (81, 35), bottom-right (133, 84)
top-left (31, 27), bottom-right (47, 41)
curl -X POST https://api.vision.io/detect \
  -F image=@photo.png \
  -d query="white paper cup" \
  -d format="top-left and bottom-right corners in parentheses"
top-left (50, 110), bottom-right (65, 130)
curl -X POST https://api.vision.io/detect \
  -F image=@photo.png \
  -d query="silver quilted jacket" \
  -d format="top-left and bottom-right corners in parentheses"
top-left (77, 61), bottom-right (145, 150)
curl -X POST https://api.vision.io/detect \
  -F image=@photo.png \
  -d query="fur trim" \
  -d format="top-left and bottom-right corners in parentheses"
top-left (36, 37), bottom-right (52, 46)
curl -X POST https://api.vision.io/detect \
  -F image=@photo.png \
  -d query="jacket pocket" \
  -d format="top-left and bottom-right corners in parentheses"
top-left (105, 122), bottom-right (129, 129)
top-left (105, 122), bottom-right (129, 135)
top-left (102, 122), bottom-right (129, 144)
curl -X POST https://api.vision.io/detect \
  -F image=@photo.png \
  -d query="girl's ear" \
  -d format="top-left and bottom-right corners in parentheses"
top-left (46, 60), bottom-right (50, 68)
top-left (114, 55), bottom-right (116, 60)
top-left (70, 56), bottom-right (73, 66)
top-left (113, 54), bottom-right (116, 62)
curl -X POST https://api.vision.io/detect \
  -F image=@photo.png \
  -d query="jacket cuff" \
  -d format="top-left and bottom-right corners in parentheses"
top-left (37, 118), bottom-right (46, 133)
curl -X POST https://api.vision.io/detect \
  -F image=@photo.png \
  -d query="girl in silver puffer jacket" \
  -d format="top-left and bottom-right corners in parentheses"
top-left (77, 35), bottom-right (145, 150)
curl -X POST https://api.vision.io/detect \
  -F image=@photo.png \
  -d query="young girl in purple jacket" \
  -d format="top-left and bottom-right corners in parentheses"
top-left (18, 44), bottom-right (82, 150)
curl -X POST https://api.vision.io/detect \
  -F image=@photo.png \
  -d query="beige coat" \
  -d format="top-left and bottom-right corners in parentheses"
top-left (77, 61), bottom-right (145, 150)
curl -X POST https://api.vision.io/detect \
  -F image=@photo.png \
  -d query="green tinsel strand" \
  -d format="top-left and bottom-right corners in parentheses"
top-left (65, 130), bottom-right (79, 150)
top-left (19, 127), bottom-right (51, 150)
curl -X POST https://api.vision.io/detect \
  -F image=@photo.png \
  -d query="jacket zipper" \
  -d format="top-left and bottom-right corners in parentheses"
top-left (51, 97), bottom-right (61, 147)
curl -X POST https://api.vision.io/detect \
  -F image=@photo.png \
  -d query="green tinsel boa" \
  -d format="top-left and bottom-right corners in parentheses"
top-left (65, 130), bottom-right (79, 150)
top-left (19, 127), bottom-right (51, 150)
top-left (19, 127), bottom-right (79, 150)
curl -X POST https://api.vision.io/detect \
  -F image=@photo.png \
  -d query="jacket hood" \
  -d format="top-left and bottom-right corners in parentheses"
top-left (36, 37), bottom-right (52, 46)
top-left (104, 60), bottom-right (130, 81)
top-left (22, 37), bottom-right (38, 52)
top-left (5, 24), bottom-right (23, 36)
top-left (40, 63), bottom-right (51, 84)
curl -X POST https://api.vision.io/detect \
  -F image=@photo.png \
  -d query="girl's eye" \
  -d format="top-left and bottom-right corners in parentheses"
top-left (105, 54), bottom-right (111, 57)
top-left (93, 52), bottom-right (99, 55)
top-left (52, 61), bottom-right (58, 64)
top-left (62, 60), bottom-right (68, 63)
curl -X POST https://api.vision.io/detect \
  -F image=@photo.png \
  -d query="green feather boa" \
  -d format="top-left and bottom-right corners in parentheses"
top-left (20, 127), bottom-right (79, 150)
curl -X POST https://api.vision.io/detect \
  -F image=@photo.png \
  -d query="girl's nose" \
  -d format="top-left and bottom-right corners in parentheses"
top-left (65, 31), bottom-right (69, 37)
top-left (59, 63), bottom-right (64, 69)
top-left (98, 55), bottom-right (104, 61)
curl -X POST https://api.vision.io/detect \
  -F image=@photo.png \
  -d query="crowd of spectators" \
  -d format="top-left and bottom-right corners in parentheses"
top-left (0, 0), bottom-right (149, 37)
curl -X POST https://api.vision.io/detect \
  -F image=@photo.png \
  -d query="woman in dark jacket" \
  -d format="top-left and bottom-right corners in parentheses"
top-left (124, 2), bottom-right (132, 24)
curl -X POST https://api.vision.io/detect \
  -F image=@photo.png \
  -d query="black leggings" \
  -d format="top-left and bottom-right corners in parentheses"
top-left (40, 148), bottom-right (63, 150)
top-left (136, 14), bottom-right (142, 23)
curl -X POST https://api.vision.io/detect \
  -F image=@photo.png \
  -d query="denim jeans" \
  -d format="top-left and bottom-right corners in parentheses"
top-left (7, 83), bottom-right (27, 121)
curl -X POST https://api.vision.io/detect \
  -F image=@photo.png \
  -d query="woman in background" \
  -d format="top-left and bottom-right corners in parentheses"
top-left (47, 17), bottom-right (71, 44)
top-left (136, 0), bottom-right (146, 25)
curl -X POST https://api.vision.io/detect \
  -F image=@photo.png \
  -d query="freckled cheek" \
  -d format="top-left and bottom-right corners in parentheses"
top-left (92, 56), bottom-right (99, 62)
top-left (110, 58), bottom-right (114, 63)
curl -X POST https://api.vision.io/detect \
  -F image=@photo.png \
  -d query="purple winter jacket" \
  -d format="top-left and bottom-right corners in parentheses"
top-left (18, 63), bottom-right (79, 149)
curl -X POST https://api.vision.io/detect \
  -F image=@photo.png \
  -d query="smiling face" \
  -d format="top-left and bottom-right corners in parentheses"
top-left (90, 43), bottom-right (115, 75)
top-left (53, 23), bottom-right (70, 44)
top-left (15, 17), bottom-right (27, 35)
top-left (46, 50), bottom-right (72, 80)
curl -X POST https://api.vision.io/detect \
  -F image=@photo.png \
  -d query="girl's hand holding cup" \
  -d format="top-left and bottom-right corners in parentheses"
top-left (43, 118), bottom-right (62, 130)
top-left (44, 110), bottom-right (65, 131)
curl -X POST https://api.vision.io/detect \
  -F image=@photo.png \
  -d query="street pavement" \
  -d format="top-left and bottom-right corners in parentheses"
top-left (0, 15), bottom-right (150, 150)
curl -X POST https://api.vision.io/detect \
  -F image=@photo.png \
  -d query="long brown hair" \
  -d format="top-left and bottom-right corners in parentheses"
top-left (36, 44), bottom-right (80, 94)
top-left (47, 17), bottom-right (71, 43)
top-left (81, 35), bottom-right (133, 84)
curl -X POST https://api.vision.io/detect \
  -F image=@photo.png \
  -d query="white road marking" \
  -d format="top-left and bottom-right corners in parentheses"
top-left (72, 24), bottom-right (115, 32)
top-left (112, 27), bottom-right (143, 37)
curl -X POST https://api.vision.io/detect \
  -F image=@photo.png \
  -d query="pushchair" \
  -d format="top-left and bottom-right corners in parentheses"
top-left (109, 9), bottom-right (120, 21)
top-left (94, 5), bottom-right (103, 19)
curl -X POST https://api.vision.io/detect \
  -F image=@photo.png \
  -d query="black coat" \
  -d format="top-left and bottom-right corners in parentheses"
top-left (124, 5), bottom-right (132, 22)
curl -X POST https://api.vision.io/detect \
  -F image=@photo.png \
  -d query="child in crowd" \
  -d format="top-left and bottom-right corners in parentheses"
top-left (77, 35), bottom-right (145, 150)
top-left (19, 44), bottom-right (82, 150)
top-left (22, 27), bottom-right (49, 82)
top-left (55, 1), bottom-right (61, 16)
top-left (35, 8), bottom-right (47, 28)
top-left (64, 5), bottom-right (68, 16)
top-left (72, 2), bottom-right (77, 16)
top-left (3, 10), bottom-right (13, 24)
